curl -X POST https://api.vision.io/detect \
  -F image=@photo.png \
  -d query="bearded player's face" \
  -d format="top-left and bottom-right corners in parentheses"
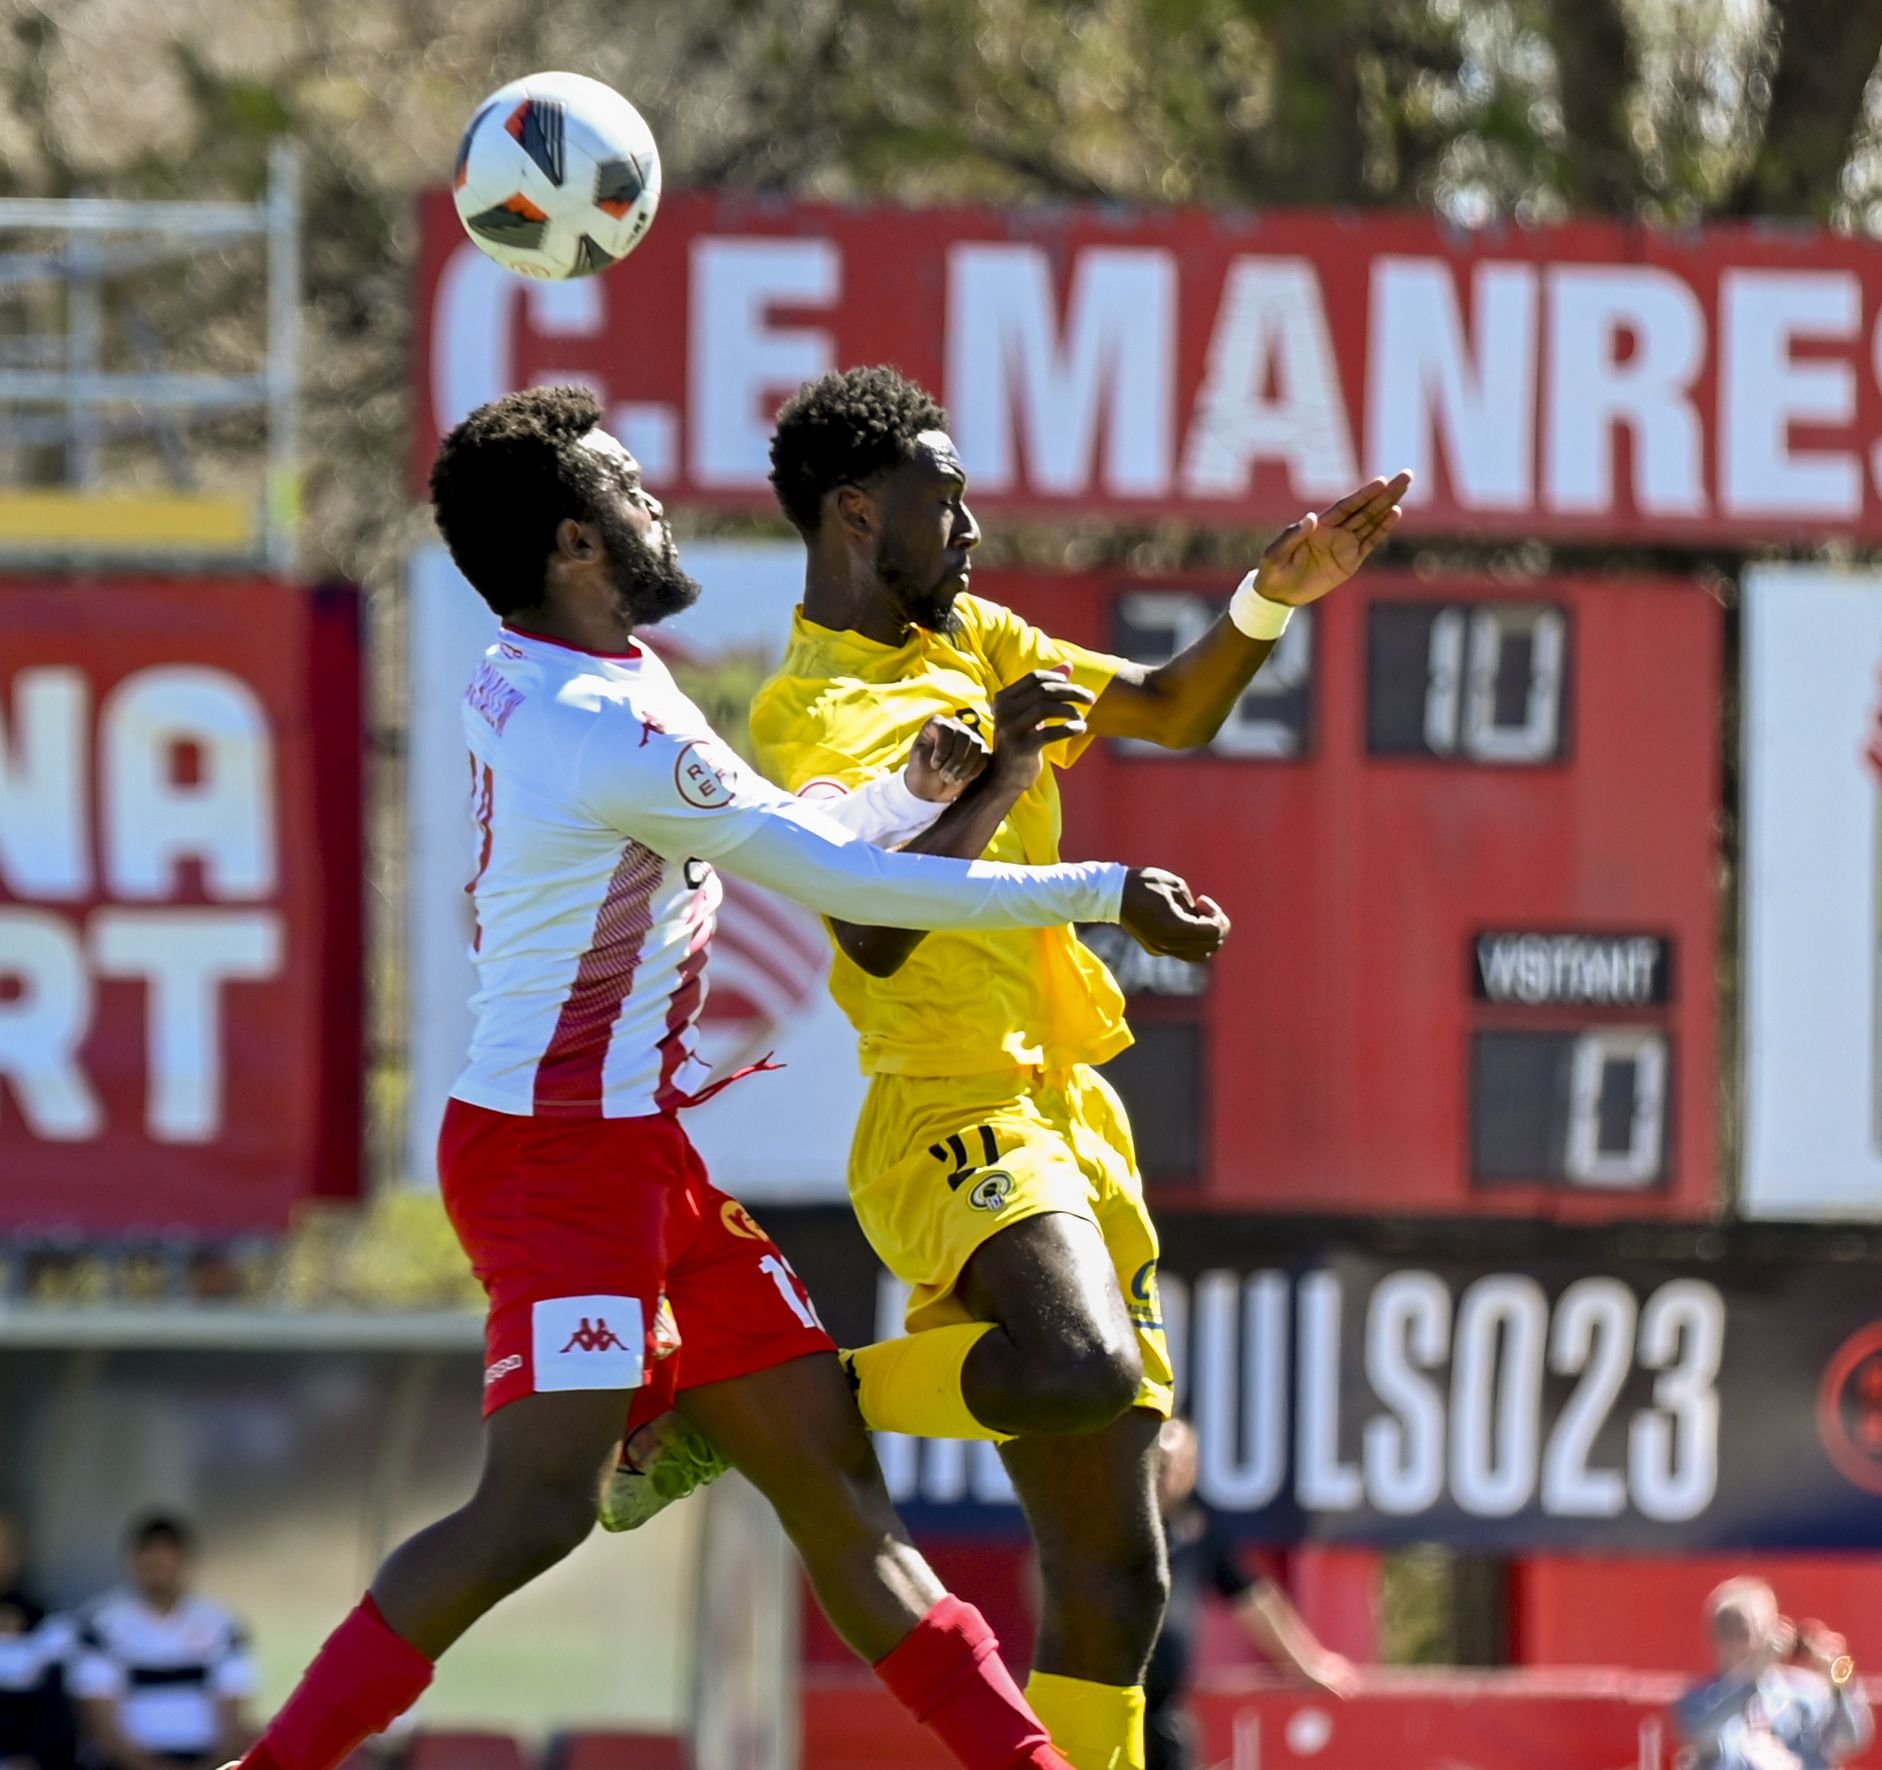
top-left (869, 430), bottom-right (980, 634)
top-left (577, 429), bottom-right (702, 628)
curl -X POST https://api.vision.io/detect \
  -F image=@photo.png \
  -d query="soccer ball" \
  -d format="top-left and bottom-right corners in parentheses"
top-left (452, 72), bottom-right (661, 279)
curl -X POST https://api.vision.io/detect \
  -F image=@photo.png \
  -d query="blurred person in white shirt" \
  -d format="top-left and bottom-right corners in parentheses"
top-left (1674, 1576), bottom-right (1871, 1770)
top-left (70, 1518), bottom-right (252, 1770)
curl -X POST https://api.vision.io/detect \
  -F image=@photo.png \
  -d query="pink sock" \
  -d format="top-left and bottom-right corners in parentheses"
top-left (873, 1596), bottom-right (1070, 1770)
top-left (244, 1596), bottom-right (433, 1770)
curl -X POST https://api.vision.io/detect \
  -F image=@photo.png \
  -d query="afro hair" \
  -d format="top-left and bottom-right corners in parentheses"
top-left (428, 385), bottom-right (616, 617)
top-left (767, 365), bottom-right (949, 535)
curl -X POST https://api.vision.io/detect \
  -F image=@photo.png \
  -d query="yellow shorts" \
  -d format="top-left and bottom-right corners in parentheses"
top-left (847, 1062), bottom-right (1173, 1417)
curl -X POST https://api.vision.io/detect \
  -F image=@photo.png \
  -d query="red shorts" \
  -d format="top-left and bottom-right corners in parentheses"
top-left (438, 1099), bottom-right (834, 1418)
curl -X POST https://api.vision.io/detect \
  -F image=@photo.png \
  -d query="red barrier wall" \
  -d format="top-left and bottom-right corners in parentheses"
top-left (1513, 1553), bottom-right (1882, 1672)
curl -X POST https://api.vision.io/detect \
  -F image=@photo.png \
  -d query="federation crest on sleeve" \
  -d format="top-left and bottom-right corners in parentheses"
top-left (675, 737), bottom-right (739, 808)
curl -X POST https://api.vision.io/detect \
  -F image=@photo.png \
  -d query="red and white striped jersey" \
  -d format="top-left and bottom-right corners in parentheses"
top-left (451, 626), bottom-right (1129, 1120)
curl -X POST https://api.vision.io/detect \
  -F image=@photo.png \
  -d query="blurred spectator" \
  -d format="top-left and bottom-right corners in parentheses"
top-left (0, 1512), bottom-right (74, 1770)
top-left (1146, 1419), bottom-right (1357, 1770)
top-left (1674, 1576), bottom-right (1873, 1770)
top-left (70, 1516), bottom-right (253, 1770)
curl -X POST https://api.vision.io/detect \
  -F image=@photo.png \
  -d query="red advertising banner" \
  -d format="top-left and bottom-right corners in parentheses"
top-left (418, 190), bottom-right (1882, 543)
top-left (0, 579), bottom-right (363, 1233)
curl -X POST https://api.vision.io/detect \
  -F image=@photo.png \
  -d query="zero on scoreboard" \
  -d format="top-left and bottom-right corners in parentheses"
top-left (1025, 569), bottom-right (1719, 1221)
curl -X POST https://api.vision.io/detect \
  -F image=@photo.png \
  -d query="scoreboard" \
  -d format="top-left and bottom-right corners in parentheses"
top-left (1001, 569), bottom-right (1721, 1219)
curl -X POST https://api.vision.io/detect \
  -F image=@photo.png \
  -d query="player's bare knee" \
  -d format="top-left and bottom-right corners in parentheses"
top-left (1019, 1333), bottom-right (1142, 1433)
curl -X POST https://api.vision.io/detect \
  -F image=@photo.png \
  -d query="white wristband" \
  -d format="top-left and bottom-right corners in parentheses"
top-left (1228, 570), bottom-right (1293, 641)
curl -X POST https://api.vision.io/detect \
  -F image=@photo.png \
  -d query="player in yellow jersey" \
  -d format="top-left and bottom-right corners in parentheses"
top-left (747, 367), bottom-right (1409, 1770)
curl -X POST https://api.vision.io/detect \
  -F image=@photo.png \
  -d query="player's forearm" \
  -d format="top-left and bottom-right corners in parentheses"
top-left (805, 769), bottom-right (945, 848)
top-left (828, 765), bottom-right (1034, 974)
top-left (1091, 615), bottom-right (1275, 749)
top-left (1240, 1587), bottom-right (1329, 1678)
top-left (723, 804), bottom-right (1126, 931)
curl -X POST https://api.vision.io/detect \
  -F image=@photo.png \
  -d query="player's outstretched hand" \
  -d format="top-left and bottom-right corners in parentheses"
top-left (1253, 469), bottom-right (1413, 609)
top-left (990, 667), bottom-right (1098, 792)
top-left (1120, 868), bottom-right (1230, 960)
top-left (905, 715), bottom-right (992, 803)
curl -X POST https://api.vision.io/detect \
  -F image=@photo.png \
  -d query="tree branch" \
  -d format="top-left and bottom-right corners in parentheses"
top-left (1538, 0), bottom-right (1642, 214)
top-left (1729, 0), bottom-right (1882, 217)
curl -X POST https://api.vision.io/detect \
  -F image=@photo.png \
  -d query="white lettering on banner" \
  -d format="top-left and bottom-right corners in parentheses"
top-left (0, 669), bottom-right (90, 899)
top-left (1545, 266), bottom-right (1708, 516)
top-left (434, 247), bottom-right (524, 433)
top-left (1450, 1275), bottom-right (1548, 1517)
top-left (1363, 1271), bottom-right (1450, 1516)
top-left (101, 667), bottom-right (277, 899)
top-left (1872, 319), bottom-right (1882, 496)
top-left (1193, 1270), bottom-right (1290, 1510)
top-left (422, 204), bottom-right (1882, 532)
top-left (1629, 1279), bottom-right (1724, 1521)
top-left (1477, 933), bottom-right (1664, 1007)
top-left (1366, 259), bottom-right (1537, 510)
top-left (1541, 1278), bottom-right (1634, 1517)
top-left (874, 1265), bottom-right (1727, 1524)
top-left (1181, 257), bottom-right (1358, 499)
top-left (0, 909), bottom-right (284, 1143)
top-left (0, 909), bottom-right (102, 1138)
top-left (431, 249), bottom-right (620, 438)
top-left (1721, 269), bottom-right (1862, 517)
top-left (92, 910), bottom-right (282, 1141)
top-left (689, 238), bottom-right (838, 488)
top-left (946, 244), bottom-right (1174, 496)
top-left (1, 660), bottom-right (287, 1147)
top-left (1296, 1272), bottom-right (1363, 1509)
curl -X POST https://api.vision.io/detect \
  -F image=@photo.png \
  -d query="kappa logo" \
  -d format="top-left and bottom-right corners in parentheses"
top-left (484, 1353), bottom-right (524, 1388)
top-left (968, 1169), bottom-right (1015, 1212)
top-left (560, 1316), bottom-right (631, 1354)
top-left (531, 1295), bottom-right (646, 1392)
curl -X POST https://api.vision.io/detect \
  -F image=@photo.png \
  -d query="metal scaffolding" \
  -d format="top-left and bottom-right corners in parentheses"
top-left (0, 140), bottom-right (301, 572)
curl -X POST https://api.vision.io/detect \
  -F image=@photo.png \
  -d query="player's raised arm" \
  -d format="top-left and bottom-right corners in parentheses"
top-left (579, 718), bottom-right (1229, 957)
top-left (1089, 470), bottom-right (1412, 750)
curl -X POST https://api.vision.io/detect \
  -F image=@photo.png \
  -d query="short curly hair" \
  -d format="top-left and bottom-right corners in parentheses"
top-left (768, 366), bottom-right (949, 535)
top-left (429, 386), bottom-right (615, 616)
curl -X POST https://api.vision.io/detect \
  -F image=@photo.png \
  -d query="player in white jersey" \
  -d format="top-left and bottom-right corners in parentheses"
top-left (235, 388), bottom-right (1229, 1770)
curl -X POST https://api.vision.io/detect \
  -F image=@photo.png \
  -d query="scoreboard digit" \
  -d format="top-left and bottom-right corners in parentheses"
top-left (1366, 601), bottom-right (1571, 763)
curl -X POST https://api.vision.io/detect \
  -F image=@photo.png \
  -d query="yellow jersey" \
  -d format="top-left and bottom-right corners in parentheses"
top-left (748, 594), bottom-right (1133, 1079)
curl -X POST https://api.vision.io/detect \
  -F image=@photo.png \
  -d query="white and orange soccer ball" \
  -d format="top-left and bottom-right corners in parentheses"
top-left (451, 71), bottom-right (662, 279)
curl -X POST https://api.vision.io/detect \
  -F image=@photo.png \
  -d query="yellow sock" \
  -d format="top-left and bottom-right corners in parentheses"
top-left (1024, 1672), bottom-right (1146, 1770)
top-left (842, 1325), bottom-right (1008, 1441)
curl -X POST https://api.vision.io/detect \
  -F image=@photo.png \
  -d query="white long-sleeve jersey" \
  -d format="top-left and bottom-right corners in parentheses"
top-left (451, 627), bottom-right (1127, 1119)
